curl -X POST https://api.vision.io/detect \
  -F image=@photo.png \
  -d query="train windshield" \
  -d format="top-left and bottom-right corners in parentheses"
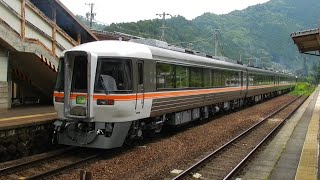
top-left (54, 58), bottom-right (64, 92)
top-left (71, 56), bottom-right (88, 92)
top-left (94, 58), bottom-right (132, 94)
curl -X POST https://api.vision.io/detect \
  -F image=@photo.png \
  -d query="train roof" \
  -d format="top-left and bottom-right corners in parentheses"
top-left (148, 46), bottom-right (246, 71)
top-left (63, 41), bottom-right (153, 59)
top-left (62, 40), bottom-right (246, 71)
top-left (62, 40), bottom-right (295, 77)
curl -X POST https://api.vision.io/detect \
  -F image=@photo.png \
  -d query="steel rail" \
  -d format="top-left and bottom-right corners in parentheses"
top-left (21, 153), bottom-right (102, 180)
top-left (223, 95), bottom-right (306, 180)
top-left (0, 147), bottom-right (76, 176)
top-left (172, 95), bottom-right (303, 180)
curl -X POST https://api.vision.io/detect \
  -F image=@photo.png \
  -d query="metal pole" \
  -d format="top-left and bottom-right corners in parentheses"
top-left (212, 29), bottom-right (221, 56)
top-left (90, 4), bottom-right (93, 28)
top-left (156, 12), bottom-right (172, 41)
top-left (86, 3), bottom-right (96, 29)
top-left (215, 32), bottom-right (218, 56)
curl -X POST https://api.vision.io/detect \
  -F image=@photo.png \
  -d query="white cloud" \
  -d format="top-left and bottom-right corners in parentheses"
top-left (59, 0), bottom-right (270, 24)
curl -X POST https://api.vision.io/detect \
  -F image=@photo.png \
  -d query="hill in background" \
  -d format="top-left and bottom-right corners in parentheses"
top-left (78, 0), bottom-right (320, 73)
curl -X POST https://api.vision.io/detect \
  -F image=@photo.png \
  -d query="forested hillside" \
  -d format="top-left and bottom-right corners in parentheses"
top-left (80, 0), bottom-right (320, 72)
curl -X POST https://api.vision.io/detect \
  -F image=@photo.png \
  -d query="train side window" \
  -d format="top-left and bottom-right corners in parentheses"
top-left (222, 70), bottom-right (227, 86)
top-left (190, 67), bottom-right (203, 88)
top-left (213, 69), bottom-right (222, 87)
top-left (248, 73), bottom-right (255, 86)
top-left (176, 65), bottom-right (190, 88)
top-left (225, 71), bottom-right (231, 86)
top-left (236, 71), bottom-right (241, 86)
top-left (243, 71), bottom-right (247, 87)
top-left (203, 69), bottom-right (212, 87)
top-left (137, 61), bottom-right (143, 85)
top-left (156, 63), bottom-right (175, 89)
top-left (224, 70), bottom-right (238, 87)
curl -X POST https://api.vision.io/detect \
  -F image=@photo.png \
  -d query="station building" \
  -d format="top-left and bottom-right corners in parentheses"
top-left (0, 0), bottom-right (100, 111)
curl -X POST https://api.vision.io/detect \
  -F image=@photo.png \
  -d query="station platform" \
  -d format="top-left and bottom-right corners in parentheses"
top-left (0, 105), bottom-right (56, 130)
top-left (238, 87), bottom-right (320, 180)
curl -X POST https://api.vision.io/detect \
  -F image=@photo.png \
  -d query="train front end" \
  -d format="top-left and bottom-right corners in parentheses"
top-left (53, 50), bottom-right (134, 149)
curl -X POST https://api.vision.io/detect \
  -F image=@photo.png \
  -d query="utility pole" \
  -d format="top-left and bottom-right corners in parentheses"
top-left (318, 19), bottom-right (320, 55)
top-left (246, 57), bottom-right (255, 66)
top-left (212, 29), bottom-right (221, 56)
top-left (156, 12), bottom-right (172, 41)
top-left (246, 56), bottom-right (270, 67)
top-left (259, 56), bottom-right (271, 68)
top-left (86, 3), bottom-right (96, 29)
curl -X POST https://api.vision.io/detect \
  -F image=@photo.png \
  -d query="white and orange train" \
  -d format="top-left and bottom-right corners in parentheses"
top-left (53, 39), bottom-right (296, 149)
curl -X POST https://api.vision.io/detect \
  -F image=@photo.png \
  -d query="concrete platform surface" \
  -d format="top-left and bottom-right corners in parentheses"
top-left (237, 88), bottom-right (319, 180)
top-left (0, 105), bottom-right (56, 130)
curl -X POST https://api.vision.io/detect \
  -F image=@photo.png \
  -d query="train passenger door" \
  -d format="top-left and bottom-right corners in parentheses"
top-left (241, 71), bottom-right (248, 97)
top-left (135, 60), bottom-right (144, 113)
top-left (240, 71), bottom-right (244, 97)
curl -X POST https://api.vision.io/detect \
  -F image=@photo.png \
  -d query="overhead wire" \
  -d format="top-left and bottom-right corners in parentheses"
top-left (168, 28), bottom-right (216, 46)
top-left (92, 17), bottom-right (216, 48)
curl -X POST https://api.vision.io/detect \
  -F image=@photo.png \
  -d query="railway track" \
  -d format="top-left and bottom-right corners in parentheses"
top-left (0, 147), bottom-right (102, 180)
top-left (171, 95), bottom-right (306, 180)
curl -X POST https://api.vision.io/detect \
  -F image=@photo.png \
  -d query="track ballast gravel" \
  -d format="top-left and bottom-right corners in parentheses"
top-left (51, 94), bottom-right (295, 180)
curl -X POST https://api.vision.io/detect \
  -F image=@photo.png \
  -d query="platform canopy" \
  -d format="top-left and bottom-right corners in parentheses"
top-left (30, 0), bottom-right (98, 44)
top-left (291, 28), bottom-right (320, 56)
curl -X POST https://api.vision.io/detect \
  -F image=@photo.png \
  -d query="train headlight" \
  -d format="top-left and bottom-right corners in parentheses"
top-left (97, 99), bottom-right (115, 105)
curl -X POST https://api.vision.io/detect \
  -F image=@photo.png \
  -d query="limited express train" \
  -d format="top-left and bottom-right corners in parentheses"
top-left (53, 39), bottom-right (296, 149)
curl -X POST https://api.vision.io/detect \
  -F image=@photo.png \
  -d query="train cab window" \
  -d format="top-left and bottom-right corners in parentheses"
top-left (156, 63), bottom-right (175, 89)
top-left (190, 67), bottom-right (203, 88)
top-left (95, 58), bottom-right (132, 93)
top-left (176, 65), bottom-right (190, 88)
top-left (71, 56), bottom-right (88, 92)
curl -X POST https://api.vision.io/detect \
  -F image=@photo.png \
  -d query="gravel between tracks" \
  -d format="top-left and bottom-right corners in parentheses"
top-left (51, 94), bottom-right (295, 180)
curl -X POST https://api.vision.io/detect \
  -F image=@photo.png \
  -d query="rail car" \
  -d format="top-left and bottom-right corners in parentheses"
top-left (53, 39), bottom-right (296, 149)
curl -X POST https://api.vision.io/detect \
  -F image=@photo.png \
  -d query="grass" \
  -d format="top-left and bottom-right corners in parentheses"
top-left (290, 82), bottom-right (316, 96)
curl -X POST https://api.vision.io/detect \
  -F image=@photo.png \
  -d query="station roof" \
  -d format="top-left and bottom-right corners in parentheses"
top-left (291, 28), bottom-right (320, 56)
top-left (30, 0), bottom-right (98, 44)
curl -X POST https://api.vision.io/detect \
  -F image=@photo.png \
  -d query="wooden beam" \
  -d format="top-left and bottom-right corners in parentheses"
top-left (316, 31), bottom-right (320, 45)
top-left (302, 52), bottom-right (320, 57)
top-left (21, 0), bottom-right (26, 40)
top-left (77, 33), bottom-right (81, 45)
top-left (52, 5), bottom-right (56, 55)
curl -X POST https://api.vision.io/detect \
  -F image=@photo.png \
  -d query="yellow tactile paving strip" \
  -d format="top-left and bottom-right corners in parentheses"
top-left (0, 112), bottom-right (57, 122)
top-left (295, 93), bottom-right (320, 180)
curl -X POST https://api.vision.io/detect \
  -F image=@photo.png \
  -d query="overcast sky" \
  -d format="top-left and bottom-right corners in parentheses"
top-left (59, 0), bottom-right (270, 25)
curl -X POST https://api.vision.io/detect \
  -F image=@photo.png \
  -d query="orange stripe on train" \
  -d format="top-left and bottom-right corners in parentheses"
top-left (53, 84), bottom-right (293, 101)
